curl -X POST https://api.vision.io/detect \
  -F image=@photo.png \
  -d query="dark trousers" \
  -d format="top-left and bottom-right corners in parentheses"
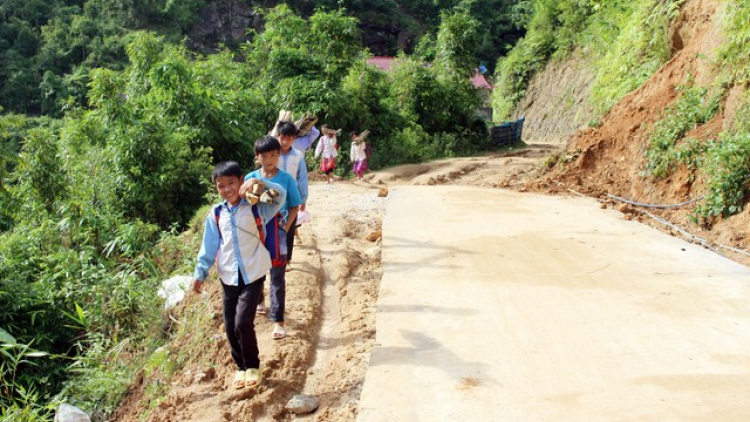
top-left (259, 265), bottom-right (286, 323)
top-left (286, 216), bottom-right (297, 262)
top-left (222, 273), bottom-right (264, 370)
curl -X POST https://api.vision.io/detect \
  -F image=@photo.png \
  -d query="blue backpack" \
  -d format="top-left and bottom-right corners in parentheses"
top-left (213, 205), bottom-right (287, 267)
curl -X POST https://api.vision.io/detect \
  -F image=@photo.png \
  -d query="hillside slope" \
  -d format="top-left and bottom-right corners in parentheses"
top-left (510, 55), bottom-right (597, 145)
top-left (527, 0), bottom-right (750, 263)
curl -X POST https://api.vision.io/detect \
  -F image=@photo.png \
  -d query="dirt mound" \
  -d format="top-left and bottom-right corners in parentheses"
top-left (366, 144), bottom-right (559, 188)
top-left (526, 0), bottom-right (750, 265)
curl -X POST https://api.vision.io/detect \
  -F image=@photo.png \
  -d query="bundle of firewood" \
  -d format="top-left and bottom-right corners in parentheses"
top-left (245, 183), bottom-right (280, 205)
top-left (268, 110), bottom-right (293, 137)
top-left (321, 127), bottom-right (341, 136)
top-left (352, 130), bottom-right (370, 144)
top-left (295, 113), bottom-right (318, 137)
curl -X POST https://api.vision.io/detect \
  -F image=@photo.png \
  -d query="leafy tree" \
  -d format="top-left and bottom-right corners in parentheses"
top-left (435, 10), bottom-right (480, 80)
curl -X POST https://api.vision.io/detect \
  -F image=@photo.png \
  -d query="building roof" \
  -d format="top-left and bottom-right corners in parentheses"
top-left (470, 71), bottom-right (493, 90)
top-left (366, 57), bottom-right (493, 90)
top-left (367, 56), bottom-right (398, 72)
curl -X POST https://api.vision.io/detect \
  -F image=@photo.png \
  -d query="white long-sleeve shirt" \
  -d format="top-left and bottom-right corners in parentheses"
top-left (350, 141), bottom-right (367, 162)
top-left (315, 135), bottom-right (338, 159)
top-left (279, 147), bottom-right (308, 204)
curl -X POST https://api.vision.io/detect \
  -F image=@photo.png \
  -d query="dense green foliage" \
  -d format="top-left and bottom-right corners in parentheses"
top-left (0, 5), bottom-right (492, 420)
top-left (0, 0), bottom-right (206, 116)
top-left (288, 0), bottom-right (526, 66)
top-left (1, 0), bottom-right (526, 117)
top-left (245, 5), bottom-right (490, 168)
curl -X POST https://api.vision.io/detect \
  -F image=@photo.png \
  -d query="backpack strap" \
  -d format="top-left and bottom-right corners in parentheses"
top-left (250, 204), bottom-right (266, 244)
top-left (215, 203), bottom-right (266, 245)
top-left (213, 205), bottom-right (223, 239)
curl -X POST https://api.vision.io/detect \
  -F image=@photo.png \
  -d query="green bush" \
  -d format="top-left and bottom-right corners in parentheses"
top-left (644, 81), bottom-right (720, 178)
top-left (696, 132), bottom-right (750, 219)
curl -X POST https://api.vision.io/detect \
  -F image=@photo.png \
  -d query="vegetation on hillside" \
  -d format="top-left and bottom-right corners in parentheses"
top-left (0, 0), bottom-right (206, 116)
top-left (492, 0), bottom-right (687, 120)
top-left (497, 0), bottom-right (750, 224)
top-left (641, 0), bottom-right (750, 224)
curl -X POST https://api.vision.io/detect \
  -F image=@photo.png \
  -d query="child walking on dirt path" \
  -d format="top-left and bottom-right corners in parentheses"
top-left (350, 131), bottom-right (369, 181)
top-left (275, 121), bottom-right (308, 272)
top-left (246, 136), bottom-right (303, 340)
top-left (191, 161), bottom-right (286, 390)
top-left (315, 124), bottom-right (338, 184)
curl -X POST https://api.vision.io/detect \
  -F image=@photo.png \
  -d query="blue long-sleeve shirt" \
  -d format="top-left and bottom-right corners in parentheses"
top-left (293, 126), bottom-right (320, 152)
top-left (245, 169), bottom-right (302, 223)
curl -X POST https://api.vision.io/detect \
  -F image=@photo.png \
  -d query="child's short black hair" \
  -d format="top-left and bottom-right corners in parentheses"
top-left (212, 161), bottom-right (243, 183)
top-left (255, 135), bottom-right (281, 154)
top-left (321, 124), bottom-right (329, 131)
top-left (276, 121), bottom-right (298, 138)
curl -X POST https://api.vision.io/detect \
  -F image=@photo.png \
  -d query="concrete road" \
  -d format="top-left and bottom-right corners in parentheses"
top-left (357, 186), bottom-right (750, 422)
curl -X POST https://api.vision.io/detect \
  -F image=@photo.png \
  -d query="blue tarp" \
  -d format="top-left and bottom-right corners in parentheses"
top-left (491, 116), bottom-right (525, 146)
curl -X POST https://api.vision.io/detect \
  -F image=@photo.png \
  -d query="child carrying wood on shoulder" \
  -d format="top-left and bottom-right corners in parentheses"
top-left (350, 130), bottom-right (370, 181)
top-left (246, 136), bottom-right (303, 340)
top-left (191, 161), bottom-right (286, 390)
top-left (315, 124), bottom-right (339, 184)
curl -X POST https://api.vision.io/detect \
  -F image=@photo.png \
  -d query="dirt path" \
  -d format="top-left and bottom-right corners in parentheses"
top-left (293, 183), bottom-right (385, 421)
top-left (366, 144), bottom-right (558, 188)
top-left (110, 143), bottom-right (750, 421)
top-left (110, 182), bottom-right (386, 422)
top-left (107, 145), bottom-right (566, 422)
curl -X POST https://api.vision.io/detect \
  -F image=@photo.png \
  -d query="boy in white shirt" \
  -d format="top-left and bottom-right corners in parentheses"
top-left (191, 161), bottom-right (286, 390)
top-left (276, 121), bottom-right (308, 271)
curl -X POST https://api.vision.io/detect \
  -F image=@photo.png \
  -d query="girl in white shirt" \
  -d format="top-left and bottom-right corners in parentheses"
top-left (315, 124), bottom-right (338, 184)
top-left (350, 132), bottom-right (369, 181)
